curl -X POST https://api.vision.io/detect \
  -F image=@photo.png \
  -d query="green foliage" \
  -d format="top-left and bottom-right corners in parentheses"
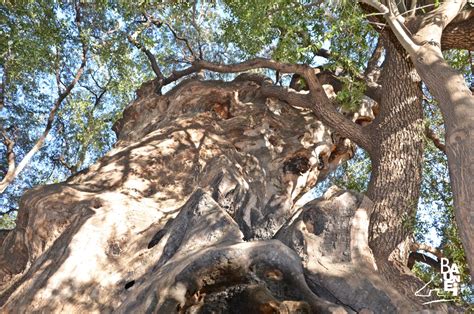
top-left (0, 212), bottom-right (15, 229)
top-left (331, 149), bottom-right (371, 193)
top-left (413, 97), bottom-right (472, 305)
top-left (335, 77), bottom-right (366, 112)
top-left (221, 0), bottom-right (376, 71)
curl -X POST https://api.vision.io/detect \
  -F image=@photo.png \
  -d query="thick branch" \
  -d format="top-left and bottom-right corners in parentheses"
top-left (410, 242), bottom-right (443, 259)
top-left (315, 48), bottom-right (331, 59)
top-left (411, 0), bottom-right (468, 47)
top-left (193, 59), bottom-right (372, 150)
top-left (364, 37), bottom-right (383, 102)
top-left (303, 67), bottom-right (373, 151)
top-left (441, 8), bottom-right (474, 50)
top-left (364, 37), bottom-right (383, 80)
top-left (407, 252), bottom-right (441, 272)
top-left (0, 4), bottom-right (87, 194)
top-left (260, 85), bottom-right (373, 153)
top-left (162, 63), bottom-right (202, 86)
top-left (195, 58), bottom-right (309, 76)
top-left (359, 0), bottom-right (419, 55)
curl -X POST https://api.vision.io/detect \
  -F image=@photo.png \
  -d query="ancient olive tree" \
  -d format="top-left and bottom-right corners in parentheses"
top-left (0, 1), bottom-right (472, 312)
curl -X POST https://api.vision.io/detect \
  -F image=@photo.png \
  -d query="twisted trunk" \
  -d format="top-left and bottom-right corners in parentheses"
top-left (0, 72), bottom-right (452, 312)
top-left (0, 76), bottom-right (362, 312)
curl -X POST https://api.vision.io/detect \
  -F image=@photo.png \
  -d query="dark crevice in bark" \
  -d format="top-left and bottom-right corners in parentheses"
top-left (124, 280), bottom-right (135, 290)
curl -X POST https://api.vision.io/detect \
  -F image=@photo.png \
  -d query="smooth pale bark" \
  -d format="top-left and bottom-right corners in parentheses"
top-left (412, 43), bottom-right (474, 280)
top-left (407, 1), bottom-right (474, 279)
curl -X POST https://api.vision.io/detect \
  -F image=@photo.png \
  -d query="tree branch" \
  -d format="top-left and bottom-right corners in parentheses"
top-left (425, 125), bottom-right (446, 154)
top-left (407, 252), bottom-right (441, 272)
top-left (193, 59), bottom-right (372, 151)
top-left (364, 37), bottom-right (383, 80)
top-left (359, 0), bottom-right (419, 55)
top-left (150, 57), bottom-right (372, 150)
top-left (408, 0), bottom-right (417, 17)
top-left (191, 1), bottom-right (204, 59)
top-left (441, 8), bottom-right (474, 51)
top-left (127, 29), bottom-right (164, 81)
top-left (0, 62), bottom-right (7, 110)
top-left (0, 128), bottom-right (15, 192)
top-left (408, 242), bottom-right (444, 273)
top-left (165, 22), bottom-right (196, 60)
top-left (410, 242), bottom-right (444, 259)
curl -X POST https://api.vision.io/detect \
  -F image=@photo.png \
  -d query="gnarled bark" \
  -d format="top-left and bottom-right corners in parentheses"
top-left (0, 75), bottom-right (363, 312)
top-left (0, 72), bottom-right (456, 312)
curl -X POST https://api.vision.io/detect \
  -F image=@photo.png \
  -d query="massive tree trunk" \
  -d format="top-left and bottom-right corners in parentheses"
top-left (0, 74), bottom-right (447, 312)
top-left (366, 37), bottom-right (427, 305)
top-left (367, 38), bottom-right (423, 260)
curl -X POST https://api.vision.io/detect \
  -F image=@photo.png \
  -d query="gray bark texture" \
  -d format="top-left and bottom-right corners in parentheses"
top-left (0, 75), bottom-right (451, 313)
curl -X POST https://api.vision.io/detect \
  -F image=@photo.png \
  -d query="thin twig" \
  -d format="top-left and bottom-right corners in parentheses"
top-left (165, 22), bottom-right (196, 60)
